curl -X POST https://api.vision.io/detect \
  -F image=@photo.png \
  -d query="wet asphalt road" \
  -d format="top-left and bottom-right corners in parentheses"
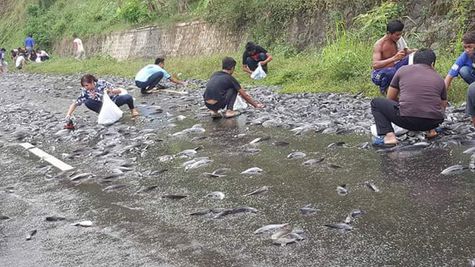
top-left (0, 73), bottom-right (474, 266)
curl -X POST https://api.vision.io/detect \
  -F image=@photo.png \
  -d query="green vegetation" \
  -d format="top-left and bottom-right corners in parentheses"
top-left (0, 1), bottom-right (472, 103)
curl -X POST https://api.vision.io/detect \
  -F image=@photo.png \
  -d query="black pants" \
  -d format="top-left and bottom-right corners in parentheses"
top-left (84, 95), bottom-right (134, 113)
top-left (371, 98), bottom-right (443, 135)
top-left (135, 72), bottom-right (164, 93)
top-left (205, 89), bottom-right (238, 111)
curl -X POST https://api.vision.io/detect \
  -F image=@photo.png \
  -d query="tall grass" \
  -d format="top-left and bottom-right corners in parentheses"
top-left (24, 34), bottom-right (469, 104)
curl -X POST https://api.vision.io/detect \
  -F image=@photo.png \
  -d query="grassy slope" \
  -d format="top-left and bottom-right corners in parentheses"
top-left (23, 47), bottom-right (467, 104)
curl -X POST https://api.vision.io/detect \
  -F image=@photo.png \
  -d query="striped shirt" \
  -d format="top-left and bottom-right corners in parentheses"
top-left (75, 80), bottom-right (114, 106)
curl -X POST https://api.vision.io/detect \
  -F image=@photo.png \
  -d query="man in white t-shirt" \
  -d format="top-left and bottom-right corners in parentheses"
top-left (73, 34), bottom-right (85, 60)
top-left (0, 48), bottom-right (7, 73)
top-left (16, 53), bottom-right (26, 69)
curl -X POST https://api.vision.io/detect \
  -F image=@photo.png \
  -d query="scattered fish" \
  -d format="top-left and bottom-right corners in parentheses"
top-left (287, 151), bottom-right (306, 159)
top-left (71, 220), bottom-right (93, 227)
top-left (102, 184), bottom-right (127, 192)
top-left (203, 168), bottom-right (230, 178)
top-left (272, 237), bottom-right (297, 246)
top-left (162, 194), bottom-right (188, 200)
top-left (176, 146), bottom-right (203, 159)
top-left (324, 223), bottom-right (353, 231)
top-left (213, 207), bottom-right (257, 219)
top-left (206, 191), bottom-right (225, 200)
top-left (327, 141), bottom-right (345, 148)
top-left (302, 158), bottom-right (324, 166)
top-left (45, 216), bottom-right (66, 222)
top-left (328, 163), bottom-right (342, 169)
top-left (270, 224), bottom-right (293, 240)
top-left (136, 185), bottom-right (158, 193)
top-left (26, 229), bottom-right (37, 240)
top-left (462, 147), bottom-right (475, 154)
top-left (254, 224), bottom-right (289, 235)
top-left (0, 215), bottom-right (10, 220)
top-left (273, 141), bottom-right (289, 147)
top-left (244, 186), bottom-right (269, 196)
top-left (70, 172), bottom-right (92, 181)
top-left (290, 124), bottom-right (313, 135)
top-left (440, 164), bottom-right (466, 175)
top-left (344, 209), bottom-right (366, 224)
top-left (241, 167), bottom-right (263, 175)
top-left (364, 181), bottom-right (380, 192)
top-left (336, 184), bottom-right (348, 196)
top-left (249, 136), bottom-right (271, 145)
top-left (300, 204), bottom-right (319, 215)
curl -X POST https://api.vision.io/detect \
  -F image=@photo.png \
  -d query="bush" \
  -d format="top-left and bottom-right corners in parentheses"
top-left (116, 0), bottom-right (151, 24)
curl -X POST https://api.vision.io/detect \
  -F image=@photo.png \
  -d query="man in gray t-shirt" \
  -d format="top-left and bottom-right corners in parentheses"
top-left (371, 48), bottom-right (447, 145)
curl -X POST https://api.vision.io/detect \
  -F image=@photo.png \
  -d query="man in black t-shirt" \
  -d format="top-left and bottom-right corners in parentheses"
top-left (204, 57), bottom-right (265, 118)
top-left (242, 42), bottom-right (273, 76)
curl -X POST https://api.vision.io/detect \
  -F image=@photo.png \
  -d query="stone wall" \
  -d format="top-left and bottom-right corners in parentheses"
top-left (53, 21), bottom-right (247, 60)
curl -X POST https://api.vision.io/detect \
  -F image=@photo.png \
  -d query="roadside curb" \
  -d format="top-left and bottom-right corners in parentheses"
top-left (19, 143), bottom-right (74, 171)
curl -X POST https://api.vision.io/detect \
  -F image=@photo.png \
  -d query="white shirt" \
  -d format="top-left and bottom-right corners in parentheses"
top-left (73, 38), bottom-right (84, 52)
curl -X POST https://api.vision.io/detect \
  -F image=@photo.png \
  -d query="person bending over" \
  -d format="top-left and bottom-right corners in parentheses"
top-left (371, 49), bottom-right (447, 145)
top-left (135, 57), bottom-right (185, 94)
top-left (242, 42), bottom-right (273, 76)
top-left (372, 20), bottom-right (413, 94)
top-left (65, 74), bottom-right (139, 121)
top-left (204, 57), bottom-right (265, 118)
top-left (444, 31), bottom-right (475, 90)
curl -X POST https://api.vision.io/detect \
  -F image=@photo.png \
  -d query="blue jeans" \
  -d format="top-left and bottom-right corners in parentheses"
top-left (371, 55), bottom-right (409, 94)
top-left (246, 53), bottom-right (268, 72)
top-left (85, 95), bottom-right (134, 113)
top-left (460, 66), bottom-right (475, 85)
top-left (135, 71), bottom-right (164, 93)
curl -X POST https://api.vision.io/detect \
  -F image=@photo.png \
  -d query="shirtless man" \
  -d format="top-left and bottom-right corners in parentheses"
top-left (371, 20), bottom-right (412, 94)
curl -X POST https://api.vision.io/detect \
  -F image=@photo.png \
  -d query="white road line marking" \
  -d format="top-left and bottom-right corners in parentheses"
top-left (20, 143), bottom-right (74, 171)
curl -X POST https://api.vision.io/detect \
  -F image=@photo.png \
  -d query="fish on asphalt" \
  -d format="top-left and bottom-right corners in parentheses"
top-left (244, 186), bottom-right (269, 196)
top-left (302, 158), bottom-right (325, 166)
top-left (327, 141), bottom-right (346, 148)
top-left (162, 194), bottom-right (188, 200)
top-left (203, 168), bottom-right (230, 178)
top-left (176, 146), bottom-right (203, 159)
top-left (270, 224), bottom-right (293, 240)
top-left (440, 164), bottom-right (466, 175)
top-left (287, 151), bottom-right (306, 159)
top-left (135, 185), bottom-right (158, 194)
top-left (273, 141), bottom-right (289, 147)
top-left (26, 229), bottom-right (37, 241)
top-left (189, 208), bottom-right (225, 216)
top-left (462, 147), bottom-right (475, 154)
top-left (324, 223), bottom-right (353, 231)
top-left (290, 124), bottom-right (314, 135)
top-left (71, 220), bottom-right (93, 227)
top-left (249, 136), bottom-right (271, 145)
top-left (241, 167), bottom-right (263, 175)
top-left (272, 237), bottom-right (297, 246)
top-left (45, 216), bottom-right (66, 222)
top-left (336, 184), bottom-right (348, 196)
top-left (344, 209), bottom-right (366, 224)
top-left (185, 158), bottom-right (213, 171)
top-left (102, 184), bottom-right (127, 192)
top-left (364, 181), bottom-right (380, 192)
top-left (206, 191), bottom-right (225, 200)
top-left (254, 224), bottom-right (289, 235)
top-left (0, 215), bottom-right (10, 220)
top-left (300, 204), bottom-right (320, 215)
top-left (70, 172), bottom-right (93, 181)
top-left (213, 207), bottom-right (257, 219)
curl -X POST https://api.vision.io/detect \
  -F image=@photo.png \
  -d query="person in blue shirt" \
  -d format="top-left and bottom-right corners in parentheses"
top-left (24, 34), bottom-right (35, 55)
top-left (445, 31), bottom-right (475, 90)
top-left (446, 31), bottom-right (475, 126)
top-left (134, 57), bottom-right (185, 94)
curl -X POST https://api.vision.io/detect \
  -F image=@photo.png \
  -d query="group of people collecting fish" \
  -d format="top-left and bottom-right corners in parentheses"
top-left (63, 21), bottom-right (475, 147)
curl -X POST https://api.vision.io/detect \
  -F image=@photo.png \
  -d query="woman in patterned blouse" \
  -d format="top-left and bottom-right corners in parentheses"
top-left (65, 74), bottom-right (139, 120)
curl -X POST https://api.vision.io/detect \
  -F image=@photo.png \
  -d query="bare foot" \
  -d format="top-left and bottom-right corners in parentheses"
top-left (224, 110), bottom-right (241, 118)
top-left (384, 132), bottom-right (398, 145)
top-left (131, 108), bottom-right (139, 117)
top-left (425, 129), bottom-right (438, 139)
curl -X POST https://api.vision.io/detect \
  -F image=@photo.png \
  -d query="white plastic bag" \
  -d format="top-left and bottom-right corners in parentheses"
top-left (97, 93), bottom-right (123, 125)
top-left (371, 123), bottom-right (408, 137)
top-left (234, 95), bottom-right (248, 110)
top-left (251, 64), bottom-right (267, 80)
